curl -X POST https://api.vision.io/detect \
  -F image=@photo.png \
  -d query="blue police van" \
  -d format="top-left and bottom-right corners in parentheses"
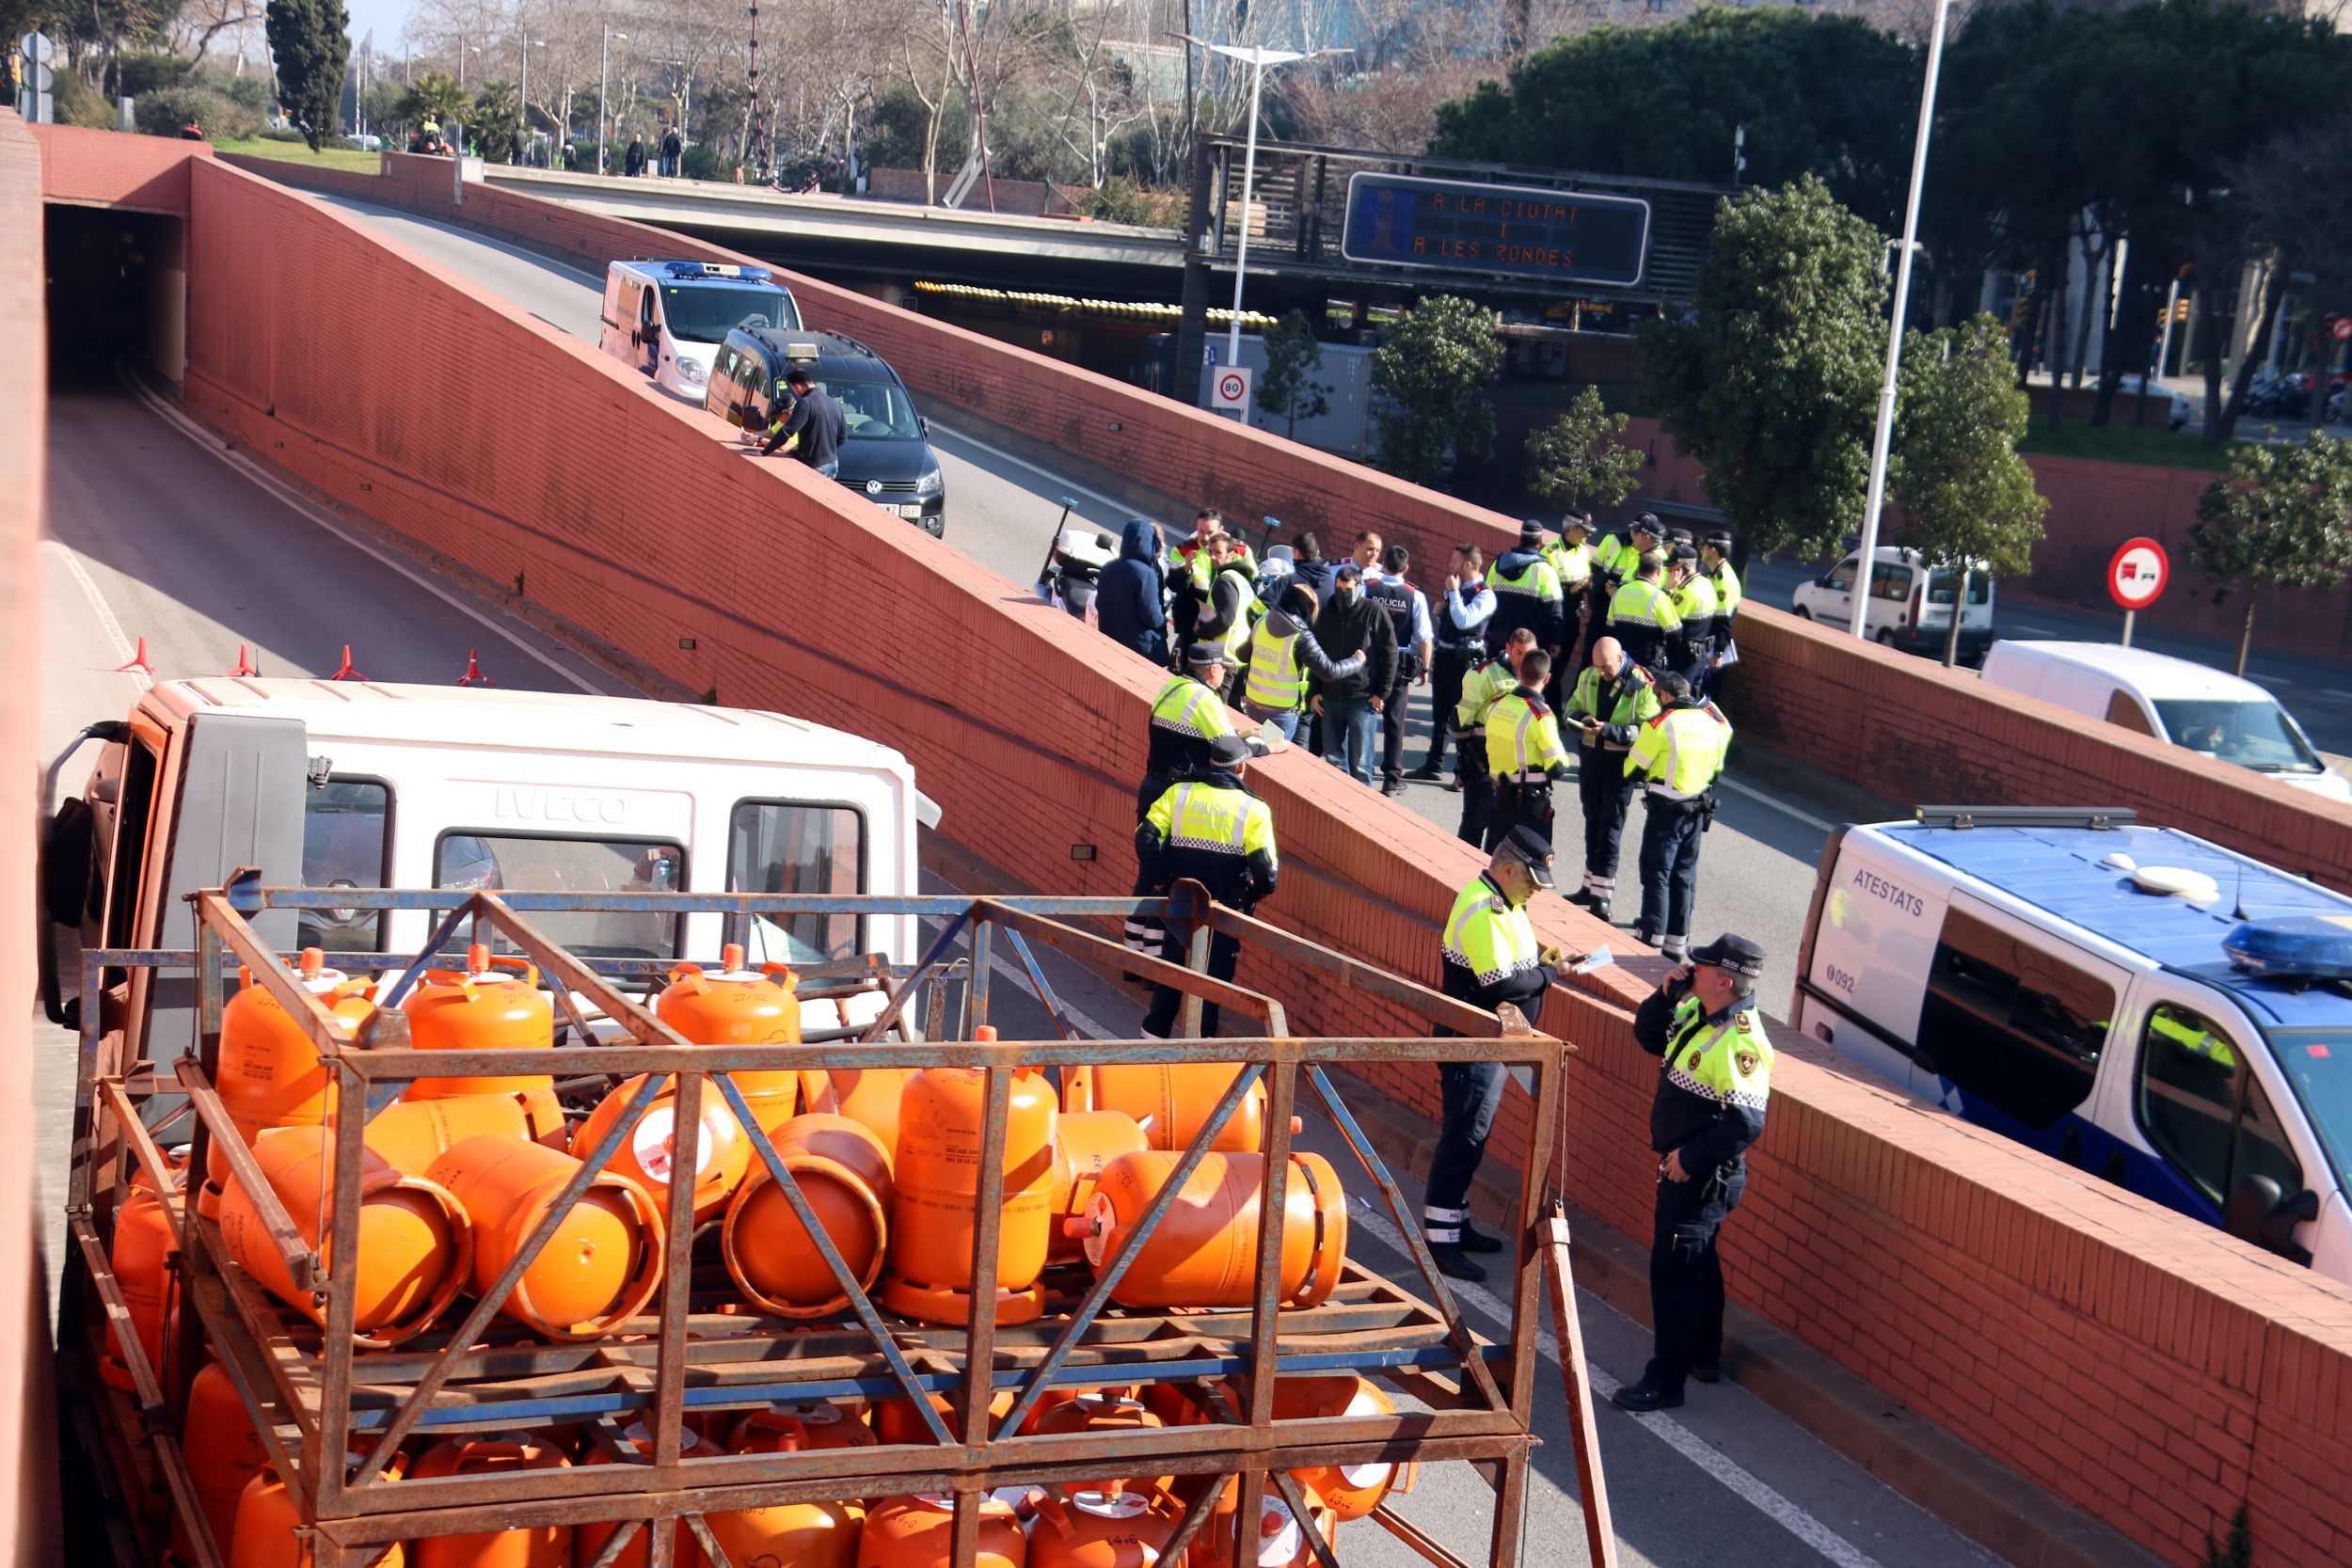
top-left (1795, 807), bottom-right (2352, 1282)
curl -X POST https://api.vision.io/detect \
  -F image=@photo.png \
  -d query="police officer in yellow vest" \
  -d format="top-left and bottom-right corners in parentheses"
top-left (1583, 512), bottom-right (1661, 665)
top-left (1429, 827), bottom-right (1570, 1281)
top-left (1625, 673), bottom-right (1733, 964)
top-left (1140, 644), bottom-right (1254, 818)
top-left (1136, 734), bottom-right (1279, 1039)
top-left (1543, 511), bottom-right (1596, 697)
top-left (1241, 583), bottom-right (1365, 744)
top-left (1484, 648), bottom-right (1571, 850)
top-left (1196, 532), bottom-right (1264, 700)
top-left (1486, 520), bottom-right (1567, 662)
top-left (1613, 933), bottom-right (1773, 1411)
top-left (1451, 627), bottom-right (1536, 848)
top-left (1666, 543), bottom-right (1721, 688)
top-left (1609, 550), bottom-right (1684, 675)
top-left (1699, 531), bottom-right (1742, 700)
top-left (1564, 636), bottom-right (1661, 923)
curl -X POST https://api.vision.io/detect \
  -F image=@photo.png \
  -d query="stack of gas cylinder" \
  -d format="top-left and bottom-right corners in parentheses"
top-left (116, 941), bottom-right (1375, 1568)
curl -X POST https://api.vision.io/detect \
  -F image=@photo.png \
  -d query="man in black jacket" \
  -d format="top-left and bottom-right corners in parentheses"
top-left (1308, 562), bottom-right (1398, 785)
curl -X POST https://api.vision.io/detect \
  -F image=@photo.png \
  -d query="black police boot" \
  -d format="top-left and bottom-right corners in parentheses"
top-left (1459, 1218), bottom-right (1506, 1254)
top-left (1692, 1362), bottom-right (1723, 1385)
top-left (1565, 888), bottom-right (1598, 911)
top-left (1610, 1378), bottom-right (1684, 1413)
top-left (1429, 1243), bottom-right (1487, 1283)
top-left (1405, 766), bottom-right (1442, 782)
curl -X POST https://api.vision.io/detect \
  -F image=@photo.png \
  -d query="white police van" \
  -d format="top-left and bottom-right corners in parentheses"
top-left (1794, 806), bottom-right (2352, 1281)
top-left (598, 259), bottom-right (802, 404)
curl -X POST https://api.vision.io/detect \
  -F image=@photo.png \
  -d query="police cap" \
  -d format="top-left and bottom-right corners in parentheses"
top-left (1704, 531), bottom-right (1734, 552)
top-left (1518, 518), bottom-right (1549, 546)
top-left (1208, 734), bottom-right (1254, 768)
top-left (1670, 543), bottom-right (1699, 564)
top-left (1631, 512), bottom-right (1661, 538)
top-left (1186, 642), bottom-right (1230, 671)
top-left (1560, 512), bottom-right (1594, 536)
top-left (1495, 826), bottom-right (1556, 889)
top-left (1690, 933), bottom-right (1766, 978)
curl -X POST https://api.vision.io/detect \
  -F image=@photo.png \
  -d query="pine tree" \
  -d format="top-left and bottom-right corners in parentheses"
top-left (266, 0), bottom-right (352, 152)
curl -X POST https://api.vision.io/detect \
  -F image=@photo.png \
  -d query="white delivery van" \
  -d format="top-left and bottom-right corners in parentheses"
top-left (1978, 641), bottom-right (2350, 801)
top-left (38, 679), bottom-right (933, 1066)
top-left (598, 259), bottom-right (802, 404)
top-left (1788, 546), bottom-right (1995, 662)
top-left (1794, 806), bottom-right (2352, 1281)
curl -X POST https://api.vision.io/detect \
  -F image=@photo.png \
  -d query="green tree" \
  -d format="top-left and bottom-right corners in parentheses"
top-left (1259, 310), bottom-right (1332, 440)
top-left (468, 80), bottom-right (521, 162)
top-left (265, 0), bottom-right (349, 150)
top-left (1638, 175), bottom-right (1886, 562)
top-left (1523, 386), bottom-right (1645, 515)
top-left (396, 71), bottom-right (469, 133)
top-left (1371, 294), bottom-right (1503, 489)
top-left (1888, 316), bottom-right (2047, 667)
top-left (2189, 432), bottom-right (2352, 675)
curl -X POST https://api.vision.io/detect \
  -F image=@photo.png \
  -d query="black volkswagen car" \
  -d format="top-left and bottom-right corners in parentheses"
top-left (706, 328), bottom-right (947, 537)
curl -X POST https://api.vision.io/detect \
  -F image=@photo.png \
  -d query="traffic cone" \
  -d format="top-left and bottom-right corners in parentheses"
top-left (329, 645), bottom-right (369, 682)
top-left (456, 650), bottom-right (493, 687)
top-left (114, 638), bottom-right (155, 677)
top-left (230, 644), bottom-right (259, 677)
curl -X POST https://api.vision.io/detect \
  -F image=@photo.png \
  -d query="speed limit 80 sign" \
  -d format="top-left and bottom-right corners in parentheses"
top-left (1210, 364), bottom-right (1254, 412)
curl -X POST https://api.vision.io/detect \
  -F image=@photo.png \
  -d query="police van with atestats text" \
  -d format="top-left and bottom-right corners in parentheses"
top-left (599, 259), bottom-right (802, 404)
top-left (1795, 807), bottom-right (2352, 1282)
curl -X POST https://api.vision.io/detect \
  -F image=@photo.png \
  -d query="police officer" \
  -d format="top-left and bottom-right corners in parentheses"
top-left (1451, 628), bottom-right (1535, 848)
top-left (1563, 636), bottom-right (1660, 924)
top-left (1486, 521), bottom-right (1566, 666)
top-left (1583, 512), bottom-right (1660, 666)
top-left (1544, 513), bottom-right (1596, 678)
top-left (1197, 532), bottom-right (1264, 700)
top-left (1612, 934), bottom-right (1773, 1412)
top-left (1136, 734), bottom-right (1279, 1039)
top-left (1364, 544), bottom-right (1432, 796)
top-left (1666, 543), bottom-right (1720, 689)
top-left (1608, 550), bottom-right (1683, 676)
top-left (1625, 673), bottom-right (1733, 964)
top-left (1699, 531), bottom-right (1742, 699)
top-left (1428, 828), bottom-right (1569, 1281)
top-left (1241, 583), bottom-right (1364, 743)
top-left (1132, 645), bottom-right (1263, 958)
top-left (1484, 648), bottom-right (1571, 849)
top-left (1412, 544), bottom-right (1495, 781)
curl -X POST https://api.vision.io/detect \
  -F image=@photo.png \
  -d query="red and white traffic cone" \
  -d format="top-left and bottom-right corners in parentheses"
top-left (456, 649), bottom-right (494, 687)
top-left (230, 643), bottom-right (259, 676)
top-left (329, 644), bottom-right (369, 682)
top-left (114, 637), bottom-right (155, 677)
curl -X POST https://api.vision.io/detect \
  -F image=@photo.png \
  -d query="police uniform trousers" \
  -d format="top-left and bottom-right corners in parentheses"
top-left (1124, 772), bottom-right (1174, 964)
top-left (1486, 776), bottom-right (1554, 852)
top-left (1140, 921), bottom-right (1243, 1039)
top-left (1425, 648), bottom-right (1479, 772)
top-left (1647, 1159), bottom-right (1745, 1390)
top-left (1378, 657), bottom-right (1418, 786)
top-left (1634, 794), bottom-right (1706, 945)
top-left (1454, 736), bottom-right (1493, 847)
top-left (1577, 750), bottom-right (1636, 893)
top-left (1581, 586), bottom-right (1613, 664)
top-left (1423, 1055), bottom-right (1506, 1243)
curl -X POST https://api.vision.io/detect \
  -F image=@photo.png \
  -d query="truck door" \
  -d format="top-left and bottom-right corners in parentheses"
top-left (638, 283), bottom-right (660, 373)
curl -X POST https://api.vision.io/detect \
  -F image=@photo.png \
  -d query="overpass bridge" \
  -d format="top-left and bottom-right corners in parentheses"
top-left (10, 119), bottom-right (2352, 1568)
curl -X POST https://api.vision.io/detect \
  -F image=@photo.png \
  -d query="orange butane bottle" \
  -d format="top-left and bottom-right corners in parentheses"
top-left (426, 1134), bottom-right (663, 1340)
top-left (723, 1113), bottom-right (893, 1318)
top-left (1068, 1152), bottom-right (1346, 1310)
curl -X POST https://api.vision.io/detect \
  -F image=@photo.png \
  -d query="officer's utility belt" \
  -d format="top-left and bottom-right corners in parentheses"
top-left (1435, 641), bottom-right (1485, 657)
top-left (1645, 785), bottom-right (1719, 816)
top-left (1499, 771), bottom-right (1554, 789)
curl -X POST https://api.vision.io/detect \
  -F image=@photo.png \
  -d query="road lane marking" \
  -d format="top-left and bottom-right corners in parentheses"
top-left (125, 370), bottom-right (617, 697)
top-left (45, 542), bottom-right (152, 692)
top-left (1719, 777), bottom-right (1836, 834)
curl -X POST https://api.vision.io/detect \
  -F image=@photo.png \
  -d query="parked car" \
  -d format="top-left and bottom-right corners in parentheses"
top-left (1977, 641), bottom-right (2351, 800)
top-left (1788, 546), bottom-right (1995, 662)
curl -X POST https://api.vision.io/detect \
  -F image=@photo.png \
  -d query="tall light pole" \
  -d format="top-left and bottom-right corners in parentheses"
top-left (1181, 39), bottom-right (1341, 373)
top-left (599, 25), bottom-right (628, 173)
top-left (1850, 0), bottom-right (1954, 641)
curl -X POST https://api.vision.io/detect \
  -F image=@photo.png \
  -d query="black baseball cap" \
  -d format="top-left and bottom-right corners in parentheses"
top-left (1691, 934), bottom-right (1765, 977)
top-left (1495, 826), bottom-right (1556, 888)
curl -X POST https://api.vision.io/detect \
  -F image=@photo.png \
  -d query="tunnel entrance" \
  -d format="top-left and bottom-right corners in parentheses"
top-left (44, 205), bottom-right (184, 390)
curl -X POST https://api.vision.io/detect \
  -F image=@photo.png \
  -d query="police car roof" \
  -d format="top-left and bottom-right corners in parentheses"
top-left (1877, 819), bottom-right (2352, 1030)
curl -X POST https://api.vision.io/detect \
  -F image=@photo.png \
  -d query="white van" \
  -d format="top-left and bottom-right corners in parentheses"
top-left (598, 260), bottom-right (802, 404)
top-left (1795, 807), bottom-right (2352, 1282)
top-left (1788, 546), bottom-right (1995, 662)
top-left (38, 679), bottom-right (932, 1065)
top-left (1978, 641), bottom-right (2350, 801)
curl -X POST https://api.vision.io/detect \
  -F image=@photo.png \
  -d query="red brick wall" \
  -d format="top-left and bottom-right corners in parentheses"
top-left (72, 135), bottom-right (2352, 1565)
top-left (32, 120), bottom-right (199, 213)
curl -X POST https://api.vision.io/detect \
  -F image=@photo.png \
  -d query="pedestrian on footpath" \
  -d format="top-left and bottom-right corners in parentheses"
top-left (1364, 542), bottom-right (1433, 797)
top-left (1136, 735), bottom-right (1279, 1039)
top-left (1242, 583), bottom-right (1364, 742)
top-left (1451, 628), bottom-right (1535, 847)
top-left (1564, 636), bottom-right (1660, 924)
top-left (1412, 544), bottom-right (1494, 782)
top-left (1096, 517), bottom-right (1168, 666)
top-left (1310, 562), bottom-right (1397, 786)
top-left (625, 133), bottom-right (648, 177)
top-left (1608, 550), bottom-right (1682, 675)
top-left (1612, 935), bottom-right (1773, 1412)
top-left (1486, 520), bottom-right (1565, 671)
top-left (660, 124), bottom-right (683, 177)
top-left (1483, 648), bottom-right (1570, 849)
top-left (1626, 673), bottom-right (1732, 963)
top-left (1427, 828), bottom-right (1573, 1281)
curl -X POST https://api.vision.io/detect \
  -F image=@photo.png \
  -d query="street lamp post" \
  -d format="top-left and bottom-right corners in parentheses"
top-left (1849, 0), bottom-right (1955, 641)
top-left (600, 25), bottom-right (628, 173)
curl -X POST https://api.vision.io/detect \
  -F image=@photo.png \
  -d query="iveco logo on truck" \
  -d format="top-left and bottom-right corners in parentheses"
top-left (492, 785), bottom-right (630, 825)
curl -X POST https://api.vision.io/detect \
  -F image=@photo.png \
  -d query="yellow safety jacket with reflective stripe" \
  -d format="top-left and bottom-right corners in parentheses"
top-left (1709, 561), bottom-right (1742, 617)
top-left (1243, 616), bottom-right (1306, 711)
top-left (1485, 689), bottom-right (1571, 781)
top-left (1488, 556), bottom-right (1565, 606)
top-left (1663, 995), bottom-right (1773, 1112)
top-left (1442, 875), bottom-right (1542, 990)
top-left (2150, 1006), bottom-right (2236, 1069)
top-left (1544, 540), bottom-right (1593, 594)
top-left (1672, 573), bottom-right (1719, 627)
top-left (1608, 578), bottom-right (1682, 634)
top-left (1625, 701), bottom-right (1732, 798)
top-left (1151, 675), bottom-right (1233, 741)
top-left (1454, 657), bottom-right (1520, 733)
top-left (1591, 533), bottom-right (1638, 589)
top-left (1146, 778), bottom-right (1279, 863)
top-left (1171, 541), bottom-right (1258, 594)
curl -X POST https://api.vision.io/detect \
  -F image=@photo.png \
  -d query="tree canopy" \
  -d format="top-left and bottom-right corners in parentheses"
top-left (1371, 295), bottom-right (1503, 490)
top-left (2190, 434), bottom-right (2352, 674)
top-left (263, 0), bottom-right (347, 151)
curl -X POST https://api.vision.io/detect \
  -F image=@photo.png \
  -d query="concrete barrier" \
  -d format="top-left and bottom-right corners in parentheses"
top-left (39, 130), bottom-right (2352, 1566)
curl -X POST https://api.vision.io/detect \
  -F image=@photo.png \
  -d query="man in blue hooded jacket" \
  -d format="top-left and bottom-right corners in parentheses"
top-left (1097, 517), bottom-right (1169, 665)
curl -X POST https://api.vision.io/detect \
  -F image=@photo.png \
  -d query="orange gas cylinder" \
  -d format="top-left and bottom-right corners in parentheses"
top-left (723, 1113), bottom-right (893, 1318)
top-left (732, 1401), bottom-right (879, 1454)
top-left (218, 1127), bottom-right (471, 1346)
top-left (205, 949), bottom-right (380, 1212)
top-left (1046, 1113), bottom-right (1149, 1269)
top-left (176, 1362), bottom-right (267, 1567)
top-left (882, 1031), bottom-right (1056, 1325)
top-left (1019, 1395), bottom-right (1168, 1499)
top-left (870, 1389), bottom-right (1018, 1446)
top-left (1066, 1066), bottom-right (1268, 1155)
top-left (1192, 1482), bottom-right (1336, 1568)
top-left (577, 1425), bottom-right (710, 1568)
top-left (102, 1147), bottom-right (186, 1393)
top-left (656, 943), bottom-right (803, 1103)
top-left (803, 1066), bottom-right (918, 1168)
top-left (708, 1416), bottom-right (863, 1568)
top-left (427, 1134), bottom-right (664, 1341)
top-left (1026, 1491), bottom-right (1184, 1568)
top-left (574, 1075), bottom-right (752, 1227)
top-left (856, 1494), bottom-right (1024, 1568)
top-left (1070, 1152), bottom-right (1346, 1311)
top-left (1273, 1377), bottom-right (1410, 1521)
top-left (361, 1092), bottom-right (533, 1177)
top-left (401, 944), bottom-right (555, 1101)
top-left (410, 1434), bottom-right (573, 1568)
top-left (230, 1452), bottom-right (405, 1568)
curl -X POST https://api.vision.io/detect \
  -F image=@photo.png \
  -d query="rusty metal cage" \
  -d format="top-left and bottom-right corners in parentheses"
top-left (65, 875), bottom-right (1617, 1568)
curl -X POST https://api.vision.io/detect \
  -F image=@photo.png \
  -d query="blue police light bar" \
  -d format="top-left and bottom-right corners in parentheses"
top-left (2223, 916), bottom-right (2352, 980)
top-left (661, 261), bottom-right (773, 283)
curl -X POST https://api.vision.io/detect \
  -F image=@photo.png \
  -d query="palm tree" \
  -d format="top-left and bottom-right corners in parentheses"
top-left (397, 71), bottom-right (471, 135)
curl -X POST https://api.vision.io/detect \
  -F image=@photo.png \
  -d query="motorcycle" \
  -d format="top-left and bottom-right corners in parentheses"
top-left (1036, 496), bottom-right (1118, 621)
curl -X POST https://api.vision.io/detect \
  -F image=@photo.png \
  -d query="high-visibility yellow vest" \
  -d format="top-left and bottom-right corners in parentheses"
top-left (1147, 780), bottom-right (1279, 865)
top-left (1663, 994), bottom-right (1773, 1111)
top-left (1609, 578), bottom-right (1682, 632)
top-left (1443, 875), bottom-right (1542, 989)
top-left (1485, 690), bottom-right (1570, 779)
top-left (1709, 561), bottom-right (1743, 616)
top-left (1625, 703), bottom-right (1732, 798)
top-left (1544, 540), bottom-right (1593, 593)
top-left (1243, 617), bottom-right (1305, 711)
